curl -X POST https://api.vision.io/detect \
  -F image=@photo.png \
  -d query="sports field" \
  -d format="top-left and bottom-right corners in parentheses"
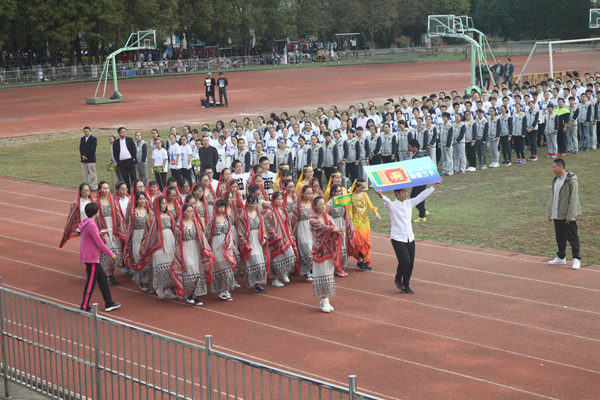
top-left (1, 58), bottom-right (599, 399)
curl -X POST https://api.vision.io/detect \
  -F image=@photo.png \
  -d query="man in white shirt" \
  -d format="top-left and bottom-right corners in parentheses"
top-left (375, 180), bottom-right (443, 293)
top-left (168, 133), bottom-right (182, 181)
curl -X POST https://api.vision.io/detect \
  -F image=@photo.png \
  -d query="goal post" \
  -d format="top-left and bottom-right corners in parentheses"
top-left (516, 38), bottom-right (600, 85)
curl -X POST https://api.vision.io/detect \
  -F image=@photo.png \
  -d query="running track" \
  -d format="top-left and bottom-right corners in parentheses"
top-left (1, 177), bottom-right (599, 399)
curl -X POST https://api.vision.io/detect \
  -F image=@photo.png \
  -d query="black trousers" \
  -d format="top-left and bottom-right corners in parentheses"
top-left (323, 167), bottom-right (336, 184)
top-left (181, 168), bottom-right (193, 184)
top-left (537, 123), bottom-right (545, 147)
top-left (500, 136), bottom-right (511, 161)
top-left (527, 130), bottom-right (538, 157)
top-left (313, 169), bottom-right (323, 188)
top-left (370, 154), bottom-right (382, 165)
top-left (154, 172), bottom-right (167, 191)
top-left (206, 91), bottom-right (216, 107)
top-left (81, 263), bottom-right (114, 310)
top-left (117, 159), bottom-right (137, 193)
top-left (347, 162), bottom-right (360, 185)
top-left (513, 136), bottom-right (525, 159)
top-left (392, 239), bottom-right (415, 287)
top-left (171, 168), bottom-right (181, 182)
top-left (219, 88), bottom-right (228, 106)
top-left (553, 219), bottom-right (581, 260)
top-left (465, 142), bottom-right (477, 167)
top-left (382, 155), bottom-right (394, 164)
top-left (410, 185), bottom-right (427, 218)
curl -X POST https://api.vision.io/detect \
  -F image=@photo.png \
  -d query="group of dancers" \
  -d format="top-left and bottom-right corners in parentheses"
top-left (61, 164), bottom-right (382, 313)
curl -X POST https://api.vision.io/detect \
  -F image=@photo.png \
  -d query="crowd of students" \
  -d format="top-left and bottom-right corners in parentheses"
top-left (66, 72), bottom-right (600, 313)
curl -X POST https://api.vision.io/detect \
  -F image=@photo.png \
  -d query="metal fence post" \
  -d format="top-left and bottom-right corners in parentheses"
top-left (205, 335), bottom-right (213, 400)
top-left (92, 304), bottom-right (101, 400)
top-left (0, 277), bottom-right (12, 400)
top-left (348, 375), bottom-right (356, 400)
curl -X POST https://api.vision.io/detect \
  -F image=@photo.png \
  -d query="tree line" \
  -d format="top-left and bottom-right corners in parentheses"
top-left (0, 0), bottom-right (594, 68)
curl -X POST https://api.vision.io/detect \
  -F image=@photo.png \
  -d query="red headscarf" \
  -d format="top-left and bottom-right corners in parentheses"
top-left (146, 180), bottom-right (160, 202)
top-left (59, 189), bottom-right (95, 248)
top-left (96, 190), bottom-right (127, 242)
top-left (216, 170), bottom-right (230, 198)
top-left (238, 199), bottom-right (270, 277)
top-left (138, 196), bottom-right (175, 271)
top-left (165, 186), bottom-right (182, 221)
top-left (192, 182), bottom-right (210, 226)
top-left (250, 173), bottom-right (269, 201)
top-left (170, 206), bottom-right (215, 297)
top-left (309, 199), bottom-right (343, 270)
top-left (206, 202), bottom-right (237, 269)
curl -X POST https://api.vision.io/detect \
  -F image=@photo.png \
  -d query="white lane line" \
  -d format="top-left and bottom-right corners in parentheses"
top-left (371, 234), bottom-right (600, 272)
top-left (0, 235), bottom-right (78, 254)
top-left (0, 217), bottom-right (62, 231)
top-left (371, 251), bottom-right (600, 293)
top-left (0, 201), bottom-right (66, 216)
top-left (2, 283), bottom-right (398, 400)
top-left (0, 256), bottom-right (585, 399)
top-left (0, 189), bottom-right (71, 203)
top-left (0, 178), bottom-right (75, 192)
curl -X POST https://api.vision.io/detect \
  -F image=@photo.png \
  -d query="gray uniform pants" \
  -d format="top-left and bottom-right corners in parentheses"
top-left (566, 124), bottom-right (578, 152)
top-left (397, 152), bottom-right (411, 162)
top-left (427, 146), bottom-right (436, 164)
top-left (475, 139), bottom-right (487, 166)
top-left (359, 160), bottom-right (369, 189)
top-left (488, 138), bottom-right (499, 165)
top-left (337, 162), bottom-right (348, 188)
top-left (591, 122), bottom-right (598, 149)
top-left (82, 163), bottom-right (97, 190)
top-left (136, 162), bottom-right (149, 185)
top-left (441, 146), bottom-right (453, 175)
top-left (453, 143), bottom-right (466, 172)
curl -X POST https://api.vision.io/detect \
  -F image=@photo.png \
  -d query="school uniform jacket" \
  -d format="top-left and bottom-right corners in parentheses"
top-left (474, 118), bottom-right (489, 141)
top-left (413, 127), bottom-right (429, 150)
top-left (357, 136), bottom-right (370, 162)
top-left (545, 114), bottom-right (559, 135)
top-left (368, 134), bottom-right (382, 157)
top-left (322, 140), bottom-right (339, 168)
top-left (439, 123), bottom-right (454, 149)
top-left (426, 126), bottom-right (438, 148)
top-left (80, 135), bottom-right (97, 163)
top-left (295, 145), bottom-right (312, 171)
top-left (498, 115), bottom-right (513, 137)
top-left (346, 138), bottom-right (361, 163)
top-left (512, 112), bottom-right (527, 137)
top-left (335, 138), bottom-right (349, 164)
top-left (525, 110), bottom-right (539, 132)
top-left (310, 145), bottom-right (324, 170)
top-left (453, 122), bottom-right (466, 144)
top-left (381, 132), bottom-right (397, 156)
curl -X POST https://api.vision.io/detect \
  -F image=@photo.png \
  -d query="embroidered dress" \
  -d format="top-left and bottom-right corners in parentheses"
top-left (208, 219), bottom-right (236, 293)
top-left (205, 189), bottom-right (215, 220)
top-left (228, 210), bottom-right (241, 266)
top-left (327, 200), bottom-right (357, 270)
top-left (181, 225), bottom-right (208, 296)
top-left (240, 214), bottom-right (268, 287)
top-left (99, 203), bottom-right (123, 270)
top-left (348, 192), bottom-right (377, 265)
top-left (264, 209), bottom-right (297, 280)
top-left (310, 210), bottom-right (343, 298)
top-left (132, 212), bottom-right (153, 285)
top-left (151, 216), bottom-right (176, 290)
top-left (196, 202), bottom-right (207, 226)
top-left (294, 205), bottom-right (313, 275)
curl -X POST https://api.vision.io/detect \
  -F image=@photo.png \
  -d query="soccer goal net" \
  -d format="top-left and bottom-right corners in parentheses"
top-left (516, 38), bottom-right (600, 85)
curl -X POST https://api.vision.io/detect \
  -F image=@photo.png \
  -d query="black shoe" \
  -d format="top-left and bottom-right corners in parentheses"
top-left (364, 263), bottom-right (372, 270)
top-left (357, 262), bottom-right (368, 270)
top-left (401, 286), bottom-right (415, 294)
top-left (394, 279), bottom-right (405, 291)
top-left (105, 303), bottom-right (121, 312)
top-left (107, 275), bottom-right (119, 285)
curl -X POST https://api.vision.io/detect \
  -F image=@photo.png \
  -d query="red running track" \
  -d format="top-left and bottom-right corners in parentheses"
top-left (0, 176), bottom-right (599, 399)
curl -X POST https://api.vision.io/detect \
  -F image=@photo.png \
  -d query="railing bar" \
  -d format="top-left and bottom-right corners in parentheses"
top-left (46, 303), bottom-right (55, 396)
top-left (224, 358), bottom-right (229, 400)
top-left (279, 374), bottom-right (282, 400)
top-left (110, 322), bottom-right (117, 400)
top-left (16, 296), bottom-right (25, 387)
top-left (217, 356), bottom-right (221, 400)
top-left (242, 364), bottom-right (246, 400)
top-left (159, 339), bottom-right (163, 400)
top-left (130, 327), bottom-right (135, 399)
top-left (183, 345), bottom-right (187, 400)
top-left (167, 340), bottom-right (171, 398)
top-left (198, 348), bottom-right (204, 400)
top-left (152, 336), bottom-right (157, 400)
top-left (24, 298), bottom-right (34, 392)
top-left (59, 308), bottom-right (67, 398)
top-left (145, 333), bottom-right (150, 400)
top-left (288, 377), bottom-right (291, 400)
top-left (309, 382), bottom-right (313, 400)
top-left (251, 367), bottom-right (255, 400)
top-left (123, 324), bottom-right (128, 400)
top-left (233, 361), bottom-right (237, 400)
top-left (175, 343), bottom-right (179, 398)
top-left (76, 308), bottom-right (83, 399)
top-left (137, 329), bottom-right (142, 398)
top-left (269, 371), bottom-right (273, 400)
top-left (63, 308), bottom-right (72, 399)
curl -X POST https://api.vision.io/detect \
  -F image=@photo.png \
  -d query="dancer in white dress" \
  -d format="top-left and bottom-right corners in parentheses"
top-left (264, 192), bottom-right (297, 287)
top-left (205, 199), bottom-right (236, 301)
top-left (96, 181), bottom-right (126, 278)
top-left (238, 194), bottom-right (269, 294)
top-left (325, 184), bottom-right (357, 277)
top-left (124, 191), bottom-right (154, 293)
top-left (292, 185), bottom-right (314, 280)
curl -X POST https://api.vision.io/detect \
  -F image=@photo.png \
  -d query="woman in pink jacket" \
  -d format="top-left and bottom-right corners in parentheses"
top-left (79, 202), bottom-right (122, 312)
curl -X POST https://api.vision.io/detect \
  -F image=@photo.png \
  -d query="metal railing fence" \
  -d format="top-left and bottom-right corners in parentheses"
top-left (0, 39), bottom-right (566, 89)
top-left (0, 278), bottom-right (382, 400)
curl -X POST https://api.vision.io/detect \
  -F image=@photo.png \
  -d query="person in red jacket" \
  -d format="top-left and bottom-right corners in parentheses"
top-left (79, 202), bottom-right (122, 312)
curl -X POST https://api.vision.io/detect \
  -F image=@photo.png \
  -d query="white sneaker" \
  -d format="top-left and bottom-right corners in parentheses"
top-left (305, 272), bottom-right (313, 281)
top-left (218, 292), bottom-right (228, 300)
top-left (466, 167), bottom-right (477, 172)
top-left (328, 301), bottom-right (334, 311)
top-left (572, 259), bottom-right (581, 270)
top-left (233, 281), bottom-right (241, 288)
top-left (164, 289), bottom-right (177, 299)
top-left (548, 257), bottom-right (566, 265)
top-left (225, 291), bottom-right (233, 301)
top-left (271, 279), bottom-right (284, 287)
top-left (282, 275), bottom-right (290, 283)
top-left (320, 298), bottom-right (332, 313)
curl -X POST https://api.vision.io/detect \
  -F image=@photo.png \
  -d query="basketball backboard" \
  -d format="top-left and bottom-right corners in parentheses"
top-left (137, 30), bottom-right (156, 49)
top-left (427, 15), bottom-right (455, 38)
top-left (455, 16), bottom-right (473, 33)
top-left (590, 9), bottom-right (600, 29)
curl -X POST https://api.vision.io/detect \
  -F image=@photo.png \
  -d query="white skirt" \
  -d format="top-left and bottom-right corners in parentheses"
top-left (211, 233), bottom-right (235, 293)
top-left (182, 239), bottom-right (207, 297)
top-left (296, 219), bottom-right (313, 276)
top-left (152, 229), bottom-right (175, 290)
top-left (99, 216), bottom-right (123, 271)
top-left (312, 259), bottom-right (335, 298)
top-left (245, 229), bottom-right (267, 287)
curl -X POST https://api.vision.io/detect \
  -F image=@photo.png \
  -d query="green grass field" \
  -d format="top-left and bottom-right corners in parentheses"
top-left (1, 130), bottom-right (598, 265)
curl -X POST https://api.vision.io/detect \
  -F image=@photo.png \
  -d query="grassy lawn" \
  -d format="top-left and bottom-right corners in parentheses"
top-left (1, 132), bottom-right (598, 265)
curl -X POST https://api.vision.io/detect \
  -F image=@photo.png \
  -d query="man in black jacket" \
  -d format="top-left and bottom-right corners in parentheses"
top-left (503, 58), bottom-right (515, 85)
top-left (111, 127), bottom-right (137, 192)
top-left (492, 59), bottom-right (503, 86)
top-left (409, 139), bottom-right (429, 223)
top-left (80, 127), bottom-right (98, 191)
top-left (197, 136), bottom-right (218, 174)
top-left (204, 72), bottom-right (216, 107)
top-left (217, 72), bottom-right (229, 107)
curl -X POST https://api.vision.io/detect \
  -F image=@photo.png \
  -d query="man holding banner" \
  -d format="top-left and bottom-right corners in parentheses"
top-left (365, 155), bottom-right (442, 294)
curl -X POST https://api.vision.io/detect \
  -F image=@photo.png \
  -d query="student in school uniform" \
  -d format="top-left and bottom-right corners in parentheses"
top-left (452, 113), bottom-right (467, 174)
top-left (367, 125), bottom-right (382, 166)
top-left (333, 129), bottom-right (349, 188)
top-left (355, 127), bottom-right (370, 189)
top-left (424, 115), bottom-right (438, 164)
top-left (473, 109), bottom-right (489, 169)
top-left (525, 101), bottom-right (540, 161)
top-left (545, 104), bottom-right (559, 158)
top-left (498, 105), bottom-right (513, 166)
top-left (294, 136), bottom-right (312, 178)
top-left (396, 121), bottom-right (413, 162)
top-left (439, 112), bottom-right (454, 176)
top-left (413, 117), bottom-right (429, 153)
top-left (310, 134), bottom-right (325, 185)
top-left (234, 137), bottom-right (252, 173)
top-left (578, 90), bottom-right (593, 151)
top-left (345, 129), bottom-right (361, 185)
top-left (462, 111), bottom-right (477, 172)
top-left (381, 123), bottom-right (398, 164)
top-left (566, 96), bottom-right (580, 154)
top-left (322, 131), bottom-right (339, 183)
